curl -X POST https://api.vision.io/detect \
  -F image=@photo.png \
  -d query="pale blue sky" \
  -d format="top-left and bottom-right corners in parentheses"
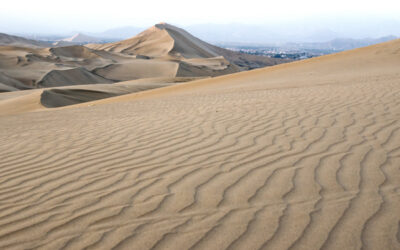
top-left (1, 0), bottom-right (399, 34)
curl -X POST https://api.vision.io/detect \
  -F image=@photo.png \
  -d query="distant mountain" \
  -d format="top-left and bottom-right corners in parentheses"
top-left (90, 26), bottom-right (144, 39)
top-left (53, 33), bottom-right (101, 46)
top-left (185, 23), bottom-right (346, 44)
top-left (186, 23), bottom-right (279, 44)
top-left (185, 19), bottom-right (400, 44)
top-left (283, 36), bottom-right (398, 51)
top-left (325, 36), bottom-right (398, 50)
top-left (0, 33), bottom-right (51, 48)
top-left (62, 33), bottom-right (100, 43)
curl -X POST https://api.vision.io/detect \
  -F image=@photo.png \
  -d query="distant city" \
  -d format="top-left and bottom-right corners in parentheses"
top-left (16, 31), bottom-right (397, 62)
top-left (219, 35), bottom-right (397, 60)
top-left (14, 22), bottom-right (398, 61)
top-left (220, 45), bottom-right (330, 60)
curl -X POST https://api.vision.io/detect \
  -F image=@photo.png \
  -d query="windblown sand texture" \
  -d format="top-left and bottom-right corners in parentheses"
top-left (0, 39), bottom-right (400, 249)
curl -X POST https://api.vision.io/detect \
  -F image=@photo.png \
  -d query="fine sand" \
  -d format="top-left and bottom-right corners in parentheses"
top-left (0, 77), bottom-right (203, 114)
top-left (0, 39), bottom-right (400, 249)
top-left (0, 33), bottom-right (51, 48)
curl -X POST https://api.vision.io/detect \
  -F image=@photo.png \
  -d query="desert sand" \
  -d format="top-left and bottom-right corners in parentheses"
top-left (0, 33), bottom-right (52, 48)
top-left (0, 37), bottom-right (400, 250)
top-left (0, 24), bottom-right (287, 93)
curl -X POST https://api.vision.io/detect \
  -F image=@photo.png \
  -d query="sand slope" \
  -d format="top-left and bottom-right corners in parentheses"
top-left (0, 77), bottom-right (203, 113)
top-left (0, 33), bottom-right (51, 48)
top-left (36, 67), bottom-right (114, 88)
top-left (0, 45), bottom-right (115, 89)
top-left (40, 77), bottom-right (201, 108)
top-left (0, 40), bottom-right (399, 249)
top-left (0, 72), bottom-right (32, 91)
top-left (92, 60), bottom-right (179, 81)
top-left (49, 46), bottom-right (101, 59)
top-left (0, 82), bottom-right (18, 92)
top-left (87, 23), bottom-right (288, 69)
top-left (61, 33), bottom-right (101, 44)
top-left (0, 24), bottom-right (289, 91)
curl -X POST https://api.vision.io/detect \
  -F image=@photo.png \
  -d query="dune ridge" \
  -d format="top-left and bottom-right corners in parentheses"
top-left (0, 39), bottom-right (399, 249)
top-left (40, 77), bottom-right (201, 108)
top-left (0, 33), bottom-right (51, 48)
top-left (36, 67), bottom-right (114, 88)
top-left (87, 23), bottom-right (288, 69)
top-left (0, 77), bottom-right (204, 113)
top-left (0, 24), bottom-right (289, 92)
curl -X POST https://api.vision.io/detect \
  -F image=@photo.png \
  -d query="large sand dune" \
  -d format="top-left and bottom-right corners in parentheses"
top-left (1, 24), bottom-right (286, 92)
top-left (92, 60), bottom-right (179, 81)
top-left (0, 39), bottom-right (399, 249)
top-left (37, 67), bottom-right (114, 88)
top-left (40, 77), bottom-right (201, 108)
top-left (0, 77), bottom-right (203, 114)
top-left (0, 33), bottom-right (51, 48)
top-left (87, 23), bottom-right (288, 69)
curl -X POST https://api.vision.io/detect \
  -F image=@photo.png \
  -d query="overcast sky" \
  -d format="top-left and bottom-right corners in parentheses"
top-left (1, 0), bottom-right (400, 34)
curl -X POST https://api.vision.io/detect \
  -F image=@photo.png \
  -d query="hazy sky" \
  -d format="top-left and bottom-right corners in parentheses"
top-left (1, 0), bottom-right (400, 34)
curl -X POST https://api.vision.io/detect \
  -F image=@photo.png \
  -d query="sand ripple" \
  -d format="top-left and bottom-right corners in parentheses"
top-left (1, 78), bottom-right (400, 249)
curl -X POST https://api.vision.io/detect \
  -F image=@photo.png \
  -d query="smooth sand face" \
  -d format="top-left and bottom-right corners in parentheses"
top-left (0, 39), bottom-right (400, 249)
top-left (0, 77), bottom-right (204, 114)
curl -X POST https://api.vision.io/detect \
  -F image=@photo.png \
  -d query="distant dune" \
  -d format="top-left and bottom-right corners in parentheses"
top-left (0, 71), bottom-right (32, 91)
top-left (0, 36), bottom-right (399, 249)
top-left (92, 60), bottom-right (179, 81)
top-left (49, 45), bottom-right (101, 59)
top-left (61, 33), bottom-right (101, 44)
top-left (0, 24), bottom-right (288, 92)
top-left (0, 33), bottom-right (51, 48)
top-left (36, 67), bottom-right (114, 88)
top-left (88, 23), bottom-right (287, 69)
top-left (0, 77), bottom-right (204, 114)
top-left (40, 77), bottom-right (201, 108)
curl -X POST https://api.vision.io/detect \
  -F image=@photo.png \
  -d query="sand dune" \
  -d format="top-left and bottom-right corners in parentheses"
top-left (0, 33), bottom-right (51, 48)
top-left (87, 23), bottom-right (288, 69)
top-left (40, 77), bottom-right (200, 108)
top-left (0, 39), bottom-right (400, 250)
top-left (0, 82), bottom-right (18, 92)
top-left (0, 77), bottom-right (202, 113)
top-left (0, 45), bottom-right (113, 89)
top-left (0, 24), bottom-right (289, 91)
top-left (60, 33), bottom-right (101, 44)
top-left (36, 67), bottom-right (114, 88)
top-left (0, 72), bottom-right (32, 91)
top-left (92, 60), bottom-right (179, 81)
top-left (49, 45), bottom-right (101, 59)
top-left (177, 58), bottom-right (240, 77)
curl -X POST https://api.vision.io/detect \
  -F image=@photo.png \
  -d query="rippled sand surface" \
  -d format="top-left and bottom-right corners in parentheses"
top-left (0, 39), bottom-right (400, 249)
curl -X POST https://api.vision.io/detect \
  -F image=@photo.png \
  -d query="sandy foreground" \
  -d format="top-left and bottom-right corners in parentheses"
top-left (0, 39), bottom-right (400, 249)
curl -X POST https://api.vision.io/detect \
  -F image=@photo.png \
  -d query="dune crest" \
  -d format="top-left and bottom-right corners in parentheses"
top-left (87, 23), bottom-right (288, 69)
top-left (1, 24), bottom-right (289, 92)
top-left (36, 67), bottom-right (114, 88)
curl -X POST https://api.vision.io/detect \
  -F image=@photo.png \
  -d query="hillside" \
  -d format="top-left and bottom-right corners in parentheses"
top-left (0, 33), bottom-right (51, 48)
